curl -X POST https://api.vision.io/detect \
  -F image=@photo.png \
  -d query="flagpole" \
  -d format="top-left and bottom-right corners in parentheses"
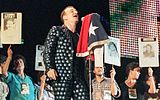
top-left (88, 52), bottom-right (92, 100)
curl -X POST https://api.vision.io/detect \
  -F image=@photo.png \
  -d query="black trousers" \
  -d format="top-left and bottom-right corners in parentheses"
top-left (51, 76), bottom-right (89, 100)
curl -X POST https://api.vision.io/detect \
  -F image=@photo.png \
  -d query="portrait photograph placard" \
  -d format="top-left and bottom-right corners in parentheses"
top-left (1, 12), bottom-right (22, 44)
top-left (138, 37), bottom-right (159, 67)
top-left (104, 36), bottom-right (121, 66)
top-left (35, 45), bottom-right (45, 71)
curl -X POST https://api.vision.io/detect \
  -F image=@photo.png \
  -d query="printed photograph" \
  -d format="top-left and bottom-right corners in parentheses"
top-left (1, 12), bottom-right (22, 44)
top-left (35, 45), bottom-right (45, 71)
top-left (104, 36), bottom-right (121, 66)
top-left (138, 37), bottom-right (159, 67)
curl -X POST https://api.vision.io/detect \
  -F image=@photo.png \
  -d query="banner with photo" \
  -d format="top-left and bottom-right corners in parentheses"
top-left (35, 45), bottom-right (45, 71)
top-left (104, 36), bottom-right (121, 66)
top-left (1, 12), bottom-right (22, 44)
top-left (138, 37), bottom-right (159, 67)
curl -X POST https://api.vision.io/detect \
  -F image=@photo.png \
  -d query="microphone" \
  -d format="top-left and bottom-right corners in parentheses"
top-left (81, 17), bottom-right (84, 21)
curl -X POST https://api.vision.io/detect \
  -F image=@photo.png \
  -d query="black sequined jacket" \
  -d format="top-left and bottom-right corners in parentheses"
top-left (43, 25), bottom-right (87, 81)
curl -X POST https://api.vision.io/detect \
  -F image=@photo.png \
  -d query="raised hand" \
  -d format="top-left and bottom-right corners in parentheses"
top-left (40, 74), bottom-right (46, 83)
top-left (47, 69), bottom-right (58, 80)
top-left (7, 45), bottom-right (13, 58)
top-left (110, 66), bottom-right (116, 81)
top-left (148, 67), bottom-right (153, 77)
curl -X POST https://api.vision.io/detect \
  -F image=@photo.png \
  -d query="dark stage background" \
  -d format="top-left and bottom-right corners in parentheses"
top-left (0, 0), bottom-right (160, 86)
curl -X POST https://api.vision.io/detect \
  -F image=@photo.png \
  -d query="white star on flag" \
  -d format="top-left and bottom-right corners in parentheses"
top-left (89, 22), bottom-right (98, 36)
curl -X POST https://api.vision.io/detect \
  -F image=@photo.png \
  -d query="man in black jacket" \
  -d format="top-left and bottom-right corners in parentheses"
top-left (43, 6), bottom-right (89, 100)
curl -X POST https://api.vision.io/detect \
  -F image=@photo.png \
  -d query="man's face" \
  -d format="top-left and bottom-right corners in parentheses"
top-left (15, 59), bottom-right (25, 71)
top-left (6, 20), bottom-right (15, 30)
top-left (109, 43), bottom-right (116, 51)
top-left (130, 67), bottom-right (141, 79)
top-left (63, 7), bottom-right (79, 24)
top-left (146, 45), bottom-right (151, 52)
top-left (93, 67), bottom-right (104, 76)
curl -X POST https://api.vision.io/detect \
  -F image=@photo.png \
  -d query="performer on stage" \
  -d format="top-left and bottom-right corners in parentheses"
top-left (92, 66), bottom-right (121, 100)
top-left (43, 6), bottom-right (89, 100)
top-left (118, 62), bottom-right (156, 100)
top-left (2, 46), bottom-right (38, 100)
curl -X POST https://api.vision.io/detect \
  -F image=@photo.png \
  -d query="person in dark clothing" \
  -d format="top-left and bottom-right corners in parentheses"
top-left (118, 62), bottom-right (156, 100)
top-left (43, 6), bottom-right (89, 100)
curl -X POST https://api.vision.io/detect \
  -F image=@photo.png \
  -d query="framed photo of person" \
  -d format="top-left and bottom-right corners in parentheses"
top-left (1, 12), bottom-right (22, 44)
top-left (104, 36), bottom-right (121, 66)
top-left (138, 37), bottom-right (159, 67)
top-left (35, 45), bottom-right (45, 71)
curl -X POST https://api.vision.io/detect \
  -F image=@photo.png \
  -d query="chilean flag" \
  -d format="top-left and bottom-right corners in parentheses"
top-left (76, 13), bottom-right (109, 58)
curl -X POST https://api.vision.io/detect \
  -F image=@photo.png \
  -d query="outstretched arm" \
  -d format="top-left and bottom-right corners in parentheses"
top-left (43, 26), bottom-right (59, 80)
top-left (147, 67), bottom-right (156, 94)
top-left (38, 74), bottom-right (46, 100)
top-left (2, 45), bottom-right (13, 77)
top-left (110, 67), bottom-right (121, 98)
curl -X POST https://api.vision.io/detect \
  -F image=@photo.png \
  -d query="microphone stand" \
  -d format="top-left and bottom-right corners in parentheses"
top-left (88, 53), bottom-right (92, 100)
